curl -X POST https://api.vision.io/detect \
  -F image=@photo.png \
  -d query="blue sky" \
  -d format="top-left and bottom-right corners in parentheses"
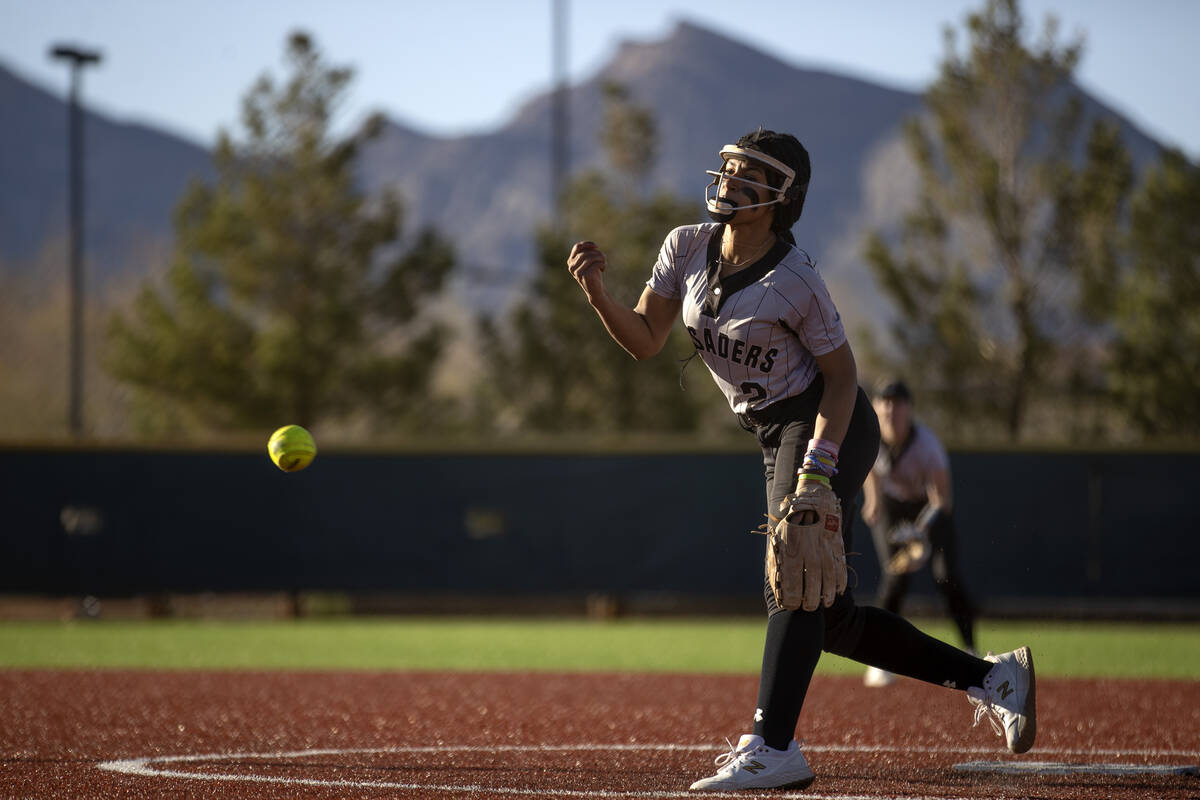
top-left (3, 0), bottom-right (1197, 157)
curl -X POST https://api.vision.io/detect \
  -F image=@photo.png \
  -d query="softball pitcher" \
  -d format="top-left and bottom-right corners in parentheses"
top-left (568, 129), bottom-right (1035, 792)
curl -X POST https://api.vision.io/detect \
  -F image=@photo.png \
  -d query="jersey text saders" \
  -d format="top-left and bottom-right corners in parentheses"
top-left (647, 223), bottom-right (845, 414)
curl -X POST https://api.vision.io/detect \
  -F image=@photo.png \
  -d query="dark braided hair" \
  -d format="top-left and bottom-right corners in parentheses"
top-left (735, 129), bottom-right (811, 239)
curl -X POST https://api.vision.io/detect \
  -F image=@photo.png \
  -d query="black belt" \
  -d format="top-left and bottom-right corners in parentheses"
top-left (737, 377), bottom-right (824, 428)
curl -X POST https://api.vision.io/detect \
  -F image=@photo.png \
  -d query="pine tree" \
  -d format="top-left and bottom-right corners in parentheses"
top-left (1109, 149), bottom-right (1200, 437)
top-left (105, 33), bottom-right (455, 436)
top-left (476, 83), bottom-right (717, 436)
top-left (862, 0), bottom-right (1131, 441)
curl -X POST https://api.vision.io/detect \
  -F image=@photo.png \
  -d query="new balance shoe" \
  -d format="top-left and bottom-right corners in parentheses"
top-left (689, 734), bottom-right (815, 792)
top-left (863, 666), bottom-right (896, 687)
top-left (967, 646), bottom-right (1036, 753)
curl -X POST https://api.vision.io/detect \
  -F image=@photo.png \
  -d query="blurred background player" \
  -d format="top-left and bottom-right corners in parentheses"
top-left (862, 379), bottom-right (978, 688)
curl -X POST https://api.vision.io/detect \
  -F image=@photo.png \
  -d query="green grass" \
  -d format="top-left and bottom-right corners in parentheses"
top-left (2, 618), bottom-right (1199, 678)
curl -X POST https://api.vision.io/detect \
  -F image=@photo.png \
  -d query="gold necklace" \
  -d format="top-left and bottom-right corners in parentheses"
top-left (720, 235), bottom-right (775, 271)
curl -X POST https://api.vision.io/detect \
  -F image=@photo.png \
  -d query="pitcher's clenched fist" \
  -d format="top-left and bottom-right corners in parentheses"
top-left (567, 241), bottom-right (607, 299)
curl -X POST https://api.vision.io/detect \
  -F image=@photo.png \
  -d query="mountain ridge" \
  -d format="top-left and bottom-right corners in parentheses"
top-left (0, 61), bottom-right (212, 281)
top-left (1, 19), bottom-right (1166, 336)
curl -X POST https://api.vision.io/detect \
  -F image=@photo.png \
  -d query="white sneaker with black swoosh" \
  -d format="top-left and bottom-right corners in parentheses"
top-left (967, 646), bottom-right (1037, 754)
top-left (688, 734), bottom-right (814, 792)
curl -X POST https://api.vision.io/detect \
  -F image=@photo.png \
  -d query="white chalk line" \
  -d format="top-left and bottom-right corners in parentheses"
top-left (97, 742), bottom-right (1200, 800)
top-left (955, 760), bottom-right (1199, 776)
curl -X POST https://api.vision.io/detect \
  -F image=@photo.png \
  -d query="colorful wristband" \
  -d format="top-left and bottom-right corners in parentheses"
top-left (808, 437), bottom-right (840, 459)
top-left (801, 446), bottom-right (838, 477)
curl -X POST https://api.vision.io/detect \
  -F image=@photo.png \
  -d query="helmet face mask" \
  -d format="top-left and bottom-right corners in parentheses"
top-left (704, 144), bottom-right (797, 223)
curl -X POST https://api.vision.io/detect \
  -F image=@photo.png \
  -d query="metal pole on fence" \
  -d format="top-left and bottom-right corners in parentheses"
top-left (50, 44), bottom-right (102, 438)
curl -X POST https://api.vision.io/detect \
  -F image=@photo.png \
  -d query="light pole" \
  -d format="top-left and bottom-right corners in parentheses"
top-left (551, 0), bottom-right (568, 227)
top-left (50, 44), bottom-right (102, 438)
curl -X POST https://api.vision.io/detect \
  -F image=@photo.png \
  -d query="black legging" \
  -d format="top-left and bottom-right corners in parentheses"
top-left (741, 379), bottom-right (990, 749)
top-left (871, 496), bottom-right (977, 651)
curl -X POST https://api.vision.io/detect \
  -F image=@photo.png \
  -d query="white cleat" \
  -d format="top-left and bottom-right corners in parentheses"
top-left (688, 734), bottom-right (815, 792)
top-left (863, 666), bottom-right (896, 687)
top-left (967, 646), bottom-right (1037, 754)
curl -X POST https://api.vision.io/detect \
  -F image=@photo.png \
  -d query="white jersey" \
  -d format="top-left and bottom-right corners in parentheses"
top-left (873, 422), bottom-right (949, 503)
top-left (646, 223), bottom-right (846, 414)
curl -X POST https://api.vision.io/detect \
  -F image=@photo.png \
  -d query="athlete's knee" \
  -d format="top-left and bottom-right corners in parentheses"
top-left (821, 594), bottom-right (867, 656)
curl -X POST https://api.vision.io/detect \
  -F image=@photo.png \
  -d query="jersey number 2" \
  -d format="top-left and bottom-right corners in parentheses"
top-left (740, 382), bottom-right (767, 405)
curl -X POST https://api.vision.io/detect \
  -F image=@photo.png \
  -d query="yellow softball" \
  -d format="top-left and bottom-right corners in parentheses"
top-left (268, 425), bottom-right (317, 472)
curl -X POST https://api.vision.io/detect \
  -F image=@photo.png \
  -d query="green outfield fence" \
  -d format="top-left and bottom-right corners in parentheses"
top-left (2, 446), bottom-right (1198, 619)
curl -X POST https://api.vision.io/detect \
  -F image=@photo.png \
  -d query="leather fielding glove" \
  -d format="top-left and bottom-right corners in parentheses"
top-left (765, 478), bottom-right (847, 611)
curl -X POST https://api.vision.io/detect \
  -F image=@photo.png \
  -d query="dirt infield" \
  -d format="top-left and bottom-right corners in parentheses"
top-left (1, 670), bottom-right (1197, 799)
